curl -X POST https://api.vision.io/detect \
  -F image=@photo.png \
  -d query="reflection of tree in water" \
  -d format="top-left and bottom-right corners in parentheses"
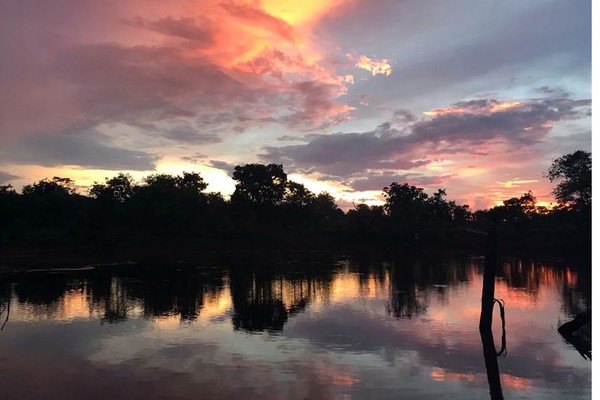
top-left (118, 266), bottom-right (227, 322)
top-left (353, 258), bottom-right (389, 299)
top-left (230, 267), bottom-right (289, 332)
top-left (387, 254), bottom-right (472, 319)
top-left (229, 260), bottom-right (337, 332)
top-left (14, 274), bottom-right (69, 318)
top-left (560, 267), bottom-right (590, 317)
top-left (14, 274), bottom-right (68, 305)
top-left (387, 258), bottom-right (428, 318)
top-left (88, 274), bottom-right (130, 324)
top-left (0, 282), bottom-right (11, 330)
top-left (11, 274), bottom-right (97, 320)
top-left (85, 265), bottom-right (227, 323)
top-left (497, 258), bottom-right (590, 316)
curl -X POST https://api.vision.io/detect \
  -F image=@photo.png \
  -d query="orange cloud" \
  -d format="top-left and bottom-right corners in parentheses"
top-left (350, 54), bottom-right (393, 76)
top-left (496, 178), bottom-right (539, 188)
top-left (423, 101), bottom-right (522, 117)
top-left (500, 374), bottom-right (534, 391)
top-left (261, 0), bottom-right (351, 27)
top-left (430, 367), bottom-right (476, 383)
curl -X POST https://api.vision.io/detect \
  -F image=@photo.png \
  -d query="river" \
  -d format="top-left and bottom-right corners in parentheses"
top-left (0, 251), bottom-right (591, 399)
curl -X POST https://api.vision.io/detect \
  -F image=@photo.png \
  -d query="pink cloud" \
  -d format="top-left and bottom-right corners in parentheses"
top-left (0, 0), bottom-right (357, 142)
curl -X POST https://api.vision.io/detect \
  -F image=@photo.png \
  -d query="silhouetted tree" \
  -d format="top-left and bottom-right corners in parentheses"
top-left (89, 173), bottom-right (135, 230)
top-left (0, 185), bottom-right (20, 236)
top-left (90, 173), bottom-right (135, 204)
top-left (131, 172), bottom-right (209, 231)
top-left (383, 183), bottom-right (429, 238)
top-left (311, 191), bottom-right (343, 232)
top-left (547, 150), bottom-right (591, 245)
top-left (283, 181), bottom-right (316, 207)
top-left (22, 177), bottom-right (76, 196)
top-left (280, 181), bottom-right (317, 231)
top-left (547, 150), bottom-right (591, 210)
top-left (231, 164), bottom-right (287, 206)
top-left (21, 177), bottom-right (81, 228)
top-left (346, 204), bottom-right (386, 236)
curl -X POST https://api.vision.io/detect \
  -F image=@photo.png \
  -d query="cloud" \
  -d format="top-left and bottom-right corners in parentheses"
top-left (0, 171), bottom-right (20, 184)
top-left (349, 173), bottom-right (454, 191)
top-left (208, 160), bottom-right (238, 175)
top-left (323, 0), bottom-right (590, 115)
top-left (125, 16), bottom-right (215, 45)
top-left (158, 123), bottom-right (222, 144)
top-left (261, 94), bottom-right (590, 181)
top-left (391, 109), bottom-right (417, 125)
top-left (347, 53), bottom-right (392, 76)
top-left (412, 98), bottom-right (590, 146)
top-left (0, 131), bottom-right (158, 170)
top-left (220, 3), bottom-right (297, 44)
top-left (0, 0), bottom-right (358, 144)
top-left (180, 153), bottom-right (207, 164)
top-left (57, 43), bottom-right (267, 125)
top-left (279, 80), bottom-right (356, 129)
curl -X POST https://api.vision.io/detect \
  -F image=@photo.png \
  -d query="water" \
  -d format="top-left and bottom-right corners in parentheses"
top-left (0, 252), bottom-right (590, 399)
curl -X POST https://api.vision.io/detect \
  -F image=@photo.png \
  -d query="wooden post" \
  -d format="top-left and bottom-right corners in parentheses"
top-left (479, 226), bottom-right (504, 400)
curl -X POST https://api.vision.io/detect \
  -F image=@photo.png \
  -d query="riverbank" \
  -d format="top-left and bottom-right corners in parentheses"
top-left (1, 230), bottom-right (588, 276)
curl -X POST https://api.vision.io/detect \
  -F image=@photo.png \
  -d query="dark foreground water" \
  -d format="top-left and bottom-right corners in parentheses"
top-left (0, 252), bottom-right (591, 399)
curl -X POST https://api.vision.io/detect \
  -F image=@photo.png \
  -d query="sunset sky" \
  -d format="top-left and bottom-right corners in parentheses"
top-left (0, 0), bottom-right (591, 209)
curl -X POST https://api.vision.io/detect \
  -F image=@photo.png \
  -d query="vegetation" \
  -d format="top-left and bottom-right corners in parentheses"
top-left (0, 151), bottom-right (591, 253)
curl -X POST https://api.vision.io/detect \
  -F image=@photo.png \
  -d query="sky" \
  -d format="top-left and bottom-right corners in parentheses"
top-left (0, 0), bottom-right (591, 210)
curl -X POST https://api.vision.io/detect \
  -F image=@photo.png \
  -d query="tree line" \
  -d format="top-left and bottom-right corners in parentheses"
top-left (0, 150), bottom-right (591, 251)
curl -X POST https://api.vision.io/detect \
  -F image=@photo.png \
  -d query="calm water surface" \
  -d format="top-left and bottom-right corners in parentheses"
top-left (0, 252), bottom-right (591, 399)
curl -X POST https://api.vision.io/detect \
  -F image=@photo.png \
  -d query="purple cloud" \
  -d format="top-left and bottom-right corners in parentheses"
top-left (261, 94), bottom-right (590, 179)
top-left (0, 171), bottom-right (20, 184)
top-left (0, 130), bottom-right (158, 170)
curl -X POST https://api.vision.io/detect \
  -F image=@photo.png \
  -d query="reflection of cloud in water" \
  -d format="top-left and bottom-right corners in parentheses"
top-left (1, 256), bottom-right (591, 399)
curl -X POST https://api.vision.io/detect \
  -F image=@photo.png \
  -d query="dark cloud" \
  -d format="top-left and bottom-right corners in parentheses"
top-left (391, 109), bottom-right (417, 125)
top-left (208, 160), bottom-right (238, 175)
top-left (0, 171), bottom-right (20, 184)
top-left (535, 86), bottom-right (571, 97)
top-left (0, 131), bottom-right (158, 170)
top-left (126, 16), bottom-right (215, 45)
top-left (262, 131), bottom-right (404, 176)
top-left (261, 95), bottom-right (590, 179)
top-left (411, 98), bottom-right (591, 146)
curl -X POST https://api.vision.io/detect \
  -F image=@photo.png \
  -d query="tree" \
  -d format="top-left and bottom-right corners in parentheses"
top-left (21, 177), bottom-right (79, 228)
top-left (22, 176), bottom-right (76, 196)
top-left (346, 203), bottom-right (386, 236)
top-left (0, 184), bottom-right (20, 232)
top-left (547, 150), bottom-right (591, 209)
top-left (383, 183), bottom-right (429, 236)
top-left (427, 189), bottom-right (452, 221)
top-left (310, 192), bottom-right (342, 231)
top-left (90, 173), bottom-right (135, 203)
top-left (503, 191), bottom-right (536, 216)
top-left (283, 181), bottom-right (315, 207)
top-left (231, 164), bottom-right (287, 206)
top-left (131, 172), bottom-right (209, 230)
